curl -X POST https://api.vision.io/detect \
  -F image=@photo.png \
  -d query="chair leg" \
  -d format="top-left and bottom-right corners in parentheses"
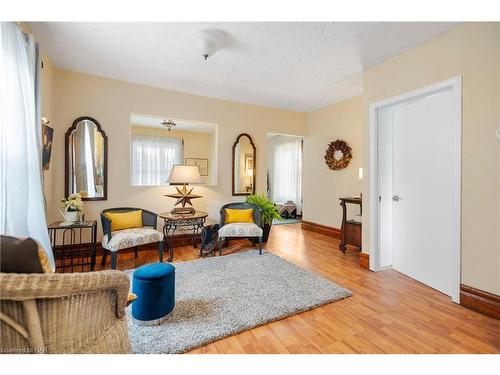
top-left (22, 299), bottom-right (45, 350)
top-left (111, 252), bottom-right (117, 270)
top-left (259, 236), bottom-right (262, 255)
top-left (158, 241), bottom-right (164, 263)
top-left (219, 237), bottom-right (223, 256)
top-left (134, 246), bottom-right (139, 258)
top-left (101, 251), bottom-right (108, 267)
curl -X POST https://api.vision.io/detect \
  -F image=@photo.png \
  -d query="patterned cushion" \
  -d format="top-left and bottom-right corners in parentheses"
top-left (102, 227), bottom-right (163, 252)
top-left (218, 223), bottom-right (263, 238)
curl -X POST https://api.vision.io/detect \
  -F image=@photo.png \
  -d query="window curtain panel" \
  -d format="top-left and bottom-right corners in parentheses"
top-left (0, 22), bottom-right (55, 270)
top-left (131, 135), bottom-right (183, 186)
top-left (271, 138), bottom-right (303, 214)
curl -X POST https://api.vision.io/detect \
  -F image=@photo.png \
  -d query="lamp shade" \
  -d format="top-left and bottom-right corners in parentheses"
top-left (167, 165), bottom-right (204, 185)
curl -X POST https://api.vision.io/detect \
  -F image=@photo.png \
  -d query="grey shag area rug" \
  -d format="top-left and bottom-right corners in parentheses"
top-left (125, 250), bottom-right (351, 354)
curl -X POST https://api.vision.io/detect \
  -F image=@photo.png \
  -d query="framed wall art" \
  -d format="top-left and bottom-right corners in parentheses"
top-left (185, 158), bottom-right (209, 176)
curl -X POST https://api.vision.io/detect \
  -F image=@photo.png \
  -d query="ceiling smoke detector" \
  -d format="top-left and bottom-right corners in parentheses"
top-left (161, 119), bottom-right (177, 131)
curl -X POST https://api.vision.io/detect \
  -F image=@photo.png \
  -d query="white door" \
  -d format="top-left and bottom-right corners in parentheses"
top-left (382, 88), bottom-right (456, 297)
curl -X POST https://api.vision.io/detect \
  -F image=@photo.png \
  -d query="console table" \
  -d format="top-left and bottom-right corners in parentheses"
top-left (159, 211), bottom-right (208, 262)
top-left (339, 197), bottom-right (362, 253)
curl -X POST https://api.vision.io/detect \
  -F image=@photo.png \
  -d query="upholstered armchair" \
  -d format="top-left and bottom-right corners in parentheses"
top-left (218, 202), bottom-right (263, 256)
top-left (100, 207), bottom-right (164, 269)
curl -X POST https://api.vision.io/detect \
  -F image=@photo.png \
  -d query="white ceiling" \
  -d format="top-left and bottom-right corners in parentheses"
top-left (29, 22), bottom-right (460, 112)
top-left (130, 114), bottom-right (216, 133)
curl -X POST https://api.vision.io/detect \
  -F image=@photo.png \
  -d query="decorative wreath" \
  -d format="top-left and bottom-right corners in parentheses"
top-left (324, 139), bottom-right (352, 170)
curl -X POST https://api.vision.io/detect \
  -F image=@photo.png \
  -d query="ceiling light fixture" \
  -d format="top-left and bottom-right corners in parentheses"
top-left (198, 29), bottom-right (227, 61)
top-left (161, 119), bottom-right (177, 131)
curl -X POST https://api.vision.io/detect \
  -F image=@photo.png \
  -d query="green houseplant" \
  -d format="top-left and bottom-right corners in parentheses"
top-left (246, 193), bottom-right (281, 242)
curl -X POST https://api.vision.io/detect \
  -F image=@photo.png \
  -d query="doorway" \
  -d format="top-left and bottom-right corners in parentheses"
top-left (369, 77), bottom-right (462, 302)
top-left (267, 133), bottom-right (303, 223)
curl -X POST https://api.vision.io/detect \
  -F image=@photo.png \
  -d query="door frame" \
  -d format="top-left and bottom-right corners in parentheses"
top-left (368, 77), bottom-right (462, 303)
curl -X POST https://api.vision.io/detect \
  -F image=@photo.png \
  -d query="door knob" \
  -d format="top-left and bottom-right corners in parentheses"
top-left (392, 195), bottom-right (401, 202)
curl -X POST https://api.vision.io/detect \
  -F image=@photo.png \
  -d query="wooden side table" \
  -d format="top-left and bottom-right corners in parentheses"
top-left (48, 220), bottom-right (97, 272)
top-left (339, 197), bottom-right (362, 253)
top-left (159, 211), bottom-right (208, 262)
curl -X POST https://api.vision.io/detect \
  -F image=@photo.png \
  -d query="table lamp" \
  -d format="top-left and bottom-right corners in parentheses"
top-left (165, 165), bottom-right (204, 214)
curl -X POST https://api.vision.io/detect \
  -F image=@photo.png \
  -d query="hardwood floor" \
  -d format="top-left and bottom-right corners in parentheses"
top-left (93, 223), bottom-right (500, 354)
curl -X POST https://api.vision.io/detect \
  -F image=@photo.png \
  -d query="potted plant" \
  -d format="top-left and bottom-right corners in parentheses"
top-left (59, 192), bottom-right (85, 222)
top-left (246, 193), bottom-right (281, 242)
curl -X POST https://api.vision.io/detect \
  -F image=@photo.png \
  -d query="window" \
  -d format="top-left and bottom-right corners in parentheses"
top-left (131, 135), bottom-right (183, 186)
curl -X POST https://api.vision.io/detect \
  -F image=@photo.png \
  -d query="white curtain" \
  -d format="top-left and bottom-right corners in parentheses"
top-left (271, 138), bottom-right (303, 214)
top-left (131, 135), bottom-right (183, 186)
top-left (0, 22), bottom-right (55, 270)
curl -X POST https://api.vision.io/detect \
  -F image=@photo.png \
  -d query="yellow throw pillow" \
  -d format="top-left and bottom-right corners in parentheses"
top-left (225, 208), bottom-right (254, 224)
top-left (127, 293), bottom-right (138, 306)
top-left (105, 210), bottom-right (143, 231)
top-left (37, 248), bottom-right (54, 273)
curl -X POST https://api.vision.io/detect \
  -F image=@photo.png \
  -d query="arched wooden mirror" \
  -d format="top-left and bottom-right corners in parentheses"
top-left (65, 116), bottom-right (108, 200)
top-left (232, 133), bottom-right (256, 196)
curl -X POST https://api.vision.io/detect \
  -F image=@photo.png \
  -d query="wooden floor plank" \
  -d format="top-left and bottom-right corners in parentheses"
top-left (91, 223), bottom-right (500, 354)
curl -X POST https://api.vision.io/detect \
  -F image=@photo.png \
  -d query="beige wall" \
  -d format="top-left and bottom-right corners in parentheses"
top-left (45, 69), bottom-right (307, 232)
top-left (303, 96), bottom-right (364, 228)
top-left (361, 23), bottom-right (500, 294)
top-left (497, 24), bottom-right (500, 295)
top-left (130, 126), bottom-right (215, 185)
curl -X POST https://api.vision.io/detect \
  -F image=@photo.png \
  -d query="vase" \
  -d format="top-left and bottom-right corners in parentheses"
top-left (64, 211), bottom-right (79, 222)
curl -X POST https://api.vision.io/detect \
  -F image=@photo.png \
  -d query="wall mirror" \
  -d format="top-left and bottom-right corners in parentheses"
top-left (65, 116), bottom-right (107, 200)
top-left (232, 133), bottom-right (256, 196)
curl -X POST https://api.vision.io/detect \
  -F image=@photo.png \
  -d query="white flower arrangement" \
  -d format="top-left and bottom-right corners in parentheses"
top-left (60, 191), bottom-right (86, 212)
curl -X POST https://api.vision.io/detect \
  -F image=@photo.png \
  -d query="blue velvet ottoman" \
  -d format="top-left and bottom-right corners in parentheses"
top-left (132, 262), bottom-right (175, 326)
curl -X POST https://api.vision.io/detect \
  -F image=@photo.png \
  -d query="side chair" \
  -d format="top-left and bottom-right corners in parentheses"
top-left (218, 202), bottom-right (263, 256)
top-left (100, 207), bottom-right (164, 269)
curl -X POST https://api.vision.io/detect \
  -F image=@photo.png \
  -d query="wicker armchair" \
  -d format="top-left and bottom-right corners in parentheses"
top-left (0, 270), bottom-right (132, 354)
